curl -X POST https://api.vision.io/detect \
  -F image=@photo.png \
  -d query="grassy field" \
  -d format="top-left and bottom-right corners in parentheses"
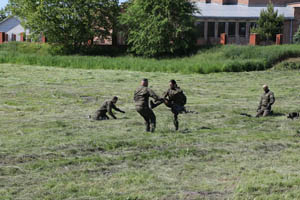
top-left (1, 43), bottom-right (300, 74)
top-left (1, 63), bottom-right (300, 199)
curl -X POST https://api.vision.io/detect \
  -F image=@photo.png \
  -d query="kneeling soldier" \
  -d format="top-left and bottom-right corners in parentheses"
top-left (256, 85), bottom-right (275, 117)
top-left (93, 96), bottom-right (125, 120)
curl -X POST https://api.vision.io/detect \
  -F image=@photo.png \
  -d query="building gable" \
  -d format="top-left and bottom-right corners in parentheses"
top-left (0, 17), bottom-right (22, 32)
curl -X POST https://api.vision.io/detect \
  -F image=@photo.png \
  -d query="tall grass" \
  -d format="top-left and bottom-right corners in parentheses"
top-left (1, 42), bottom-right (300, 73)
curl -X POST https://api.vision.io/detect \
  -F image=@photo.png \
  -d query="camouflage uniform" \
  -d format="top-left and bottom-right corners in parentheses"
top-left (134, 86), bottom-right (161, 132)
top-left (163, 87), bottom-right (186, 130)
top-left (256, 89), bottom-right (275, 117)
top-left (93, 100), bottom-right (124, 120)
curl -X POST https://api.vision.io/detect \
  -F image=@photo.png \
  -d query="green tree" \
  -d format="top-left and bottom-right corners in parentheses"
top-left (8, 0), bottom-right (119, 53)
top-left (253, 2), bottom-right (284, 42)
top-left (120, 0), bottom-right (199, 57)
top-left (293, 26), bottom-right (300, 44)
top-left (0, 7), bottom-right (8, 21)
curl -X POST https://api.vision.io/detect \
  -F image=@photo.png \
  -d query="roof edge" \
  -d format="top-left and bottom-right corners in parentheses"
top-left (0, 16), bottom-right (20, 26)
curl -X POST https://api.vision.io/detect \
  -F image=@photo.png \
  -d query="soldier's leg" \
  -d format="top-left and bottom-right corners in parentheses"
top-left (94, 110), bottom-right (108, 120)
top-left (150, 99), bottom-right (164, 109)
top-left (147, 109), bottom-right (156, 132)
top-left (164, 100), bottom-right (172, 108)
top-left (137, 108), bottom-right (151, 132)
top-left (173, 113), bottom-right (179, 131)
top-left (256, 110), bottom-right (264, 118)
top-left (93, 110), bottom-right (101, 120)
top-left (263, 110), bottom-right (270, 117)
top-left (99, 110), bottom-right (110, 120)
top-left (143, 115), bottom-right (151, 132)
top-left (171, 105), bottom-right (180, 131)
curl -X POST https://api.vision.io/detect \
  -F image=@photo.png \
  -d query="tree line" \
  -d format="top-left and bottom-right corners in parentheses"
top-left (6, 0), bottom-right (199, 57)
top-left (3, 0), bottom-right (292, 57)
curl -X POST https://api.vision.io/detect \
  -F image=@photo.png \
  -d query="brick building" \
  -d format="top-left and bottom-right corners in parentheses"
top-left (193, 0), bottom-right (300, 44)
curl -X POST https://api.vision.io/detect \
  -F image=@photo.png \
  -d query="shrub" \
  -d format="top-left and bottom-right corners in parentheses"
top-left (293, 26), bottom-right (300, 44)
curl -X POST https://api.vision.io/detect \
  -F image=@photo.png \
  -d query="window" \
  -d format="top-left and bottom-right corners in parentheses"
top-left (195, 22), bottom-right (205, 38)
top-left (239, 22), bottom-right (246, 36)
top-left (228, 22), bottom-right (236, 36)
top-left (223, 0), bottom-right (237, 4)
top-left (218, 22), bottom-right (226, 36)
top-left (208, 22), bottom-right (215, 37)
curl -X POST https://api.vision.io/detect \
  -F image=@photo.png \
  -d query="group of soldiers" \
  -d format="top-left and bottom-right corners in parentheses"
top-left (93, 78), bottom-right (187, 132)
top-left (134, 78), bottom-right (187, 132)
top-left (92, 79), bottom-right (277, 132)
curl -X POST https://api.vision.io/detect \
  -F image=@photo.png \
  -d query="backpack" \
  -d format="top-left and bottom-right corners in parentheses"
top-left (177, 90), bottom-right (187, 106)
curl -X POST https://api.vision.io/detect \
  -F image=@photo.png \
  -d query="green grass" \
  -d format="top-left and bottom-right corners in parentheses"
top-left (274, 57), bottom-right (300, 70)
top-left (1, 63), bottom-right (300, 199)
top-left (1, 43), bottom-right (300, 73)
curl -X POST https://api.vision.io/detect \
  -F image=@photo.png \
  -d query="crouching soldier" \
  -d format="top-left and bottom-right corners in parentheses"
top-left (93, 96), bottom-right (125, 120)
top-left (151, 79), bottom-right (187, 131)
top-left (256, 85), bottom-right (275, 117)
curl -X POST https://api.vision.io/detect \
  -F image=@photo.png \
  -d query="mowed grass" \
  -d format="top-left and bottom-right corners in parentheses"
top-left (1, 64), bottom-right (300, 199)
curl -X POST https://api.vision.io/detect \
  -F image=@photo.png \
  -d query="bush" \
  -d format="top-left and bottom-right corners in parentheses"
top-left (275, 61), bottom-right (300, 70)
top-left (293, 27), bottom-right (300, 44)
top-left (0, 42), bottom-right (55, 55)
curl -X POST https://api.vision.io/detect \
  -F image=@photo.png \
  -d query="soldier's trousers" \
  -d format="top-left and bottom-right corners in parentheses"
top-left (136, 106), bottom-right (156, 132)
top-left (256, 106), bottom-right (271, 117)
top-left (93, 110), bottom-right (109, 120)
top-left (170, 104), bottom-right (185, 130)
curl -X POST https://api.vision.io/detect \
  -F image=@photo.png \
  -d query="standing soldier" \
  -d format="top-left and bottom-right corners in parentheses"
top-left (151, 80), bottom-right (187, 131)
top-left (134, 79), bottom-right (162, 132)
top-left (93, 96), bottom-right (125, 120)
top-left (256, 85), bottom-right (275, 117)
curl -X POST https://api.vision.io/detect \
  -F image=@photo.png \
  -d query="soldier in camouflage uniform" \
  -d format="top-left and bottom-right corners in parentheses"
top-left (151, 80), bottom-right (187, 131)
top-left (134, 79), bottom-right (162, 132)
top-left (256, 85), bottom-right (275, 117)
top-left (93, 96), bottom-right (125, 120)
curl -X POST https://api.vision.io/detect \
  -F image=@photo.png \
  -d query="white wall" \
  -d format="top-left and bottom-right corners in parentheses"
top-left (6, 24), bottom-right (27, 41)
top-left (0, 17), bottom-right (30, 41)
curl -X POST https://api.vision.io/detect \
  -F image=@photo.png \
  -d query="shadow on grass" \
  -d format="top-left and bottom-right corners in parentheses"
top-left (271, 112), bottom-right (285, 117)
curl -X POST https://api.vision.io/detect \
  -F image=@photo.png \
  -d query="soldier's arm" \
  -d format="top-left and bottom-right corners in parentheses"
top-left (148, 88), bottom-right (162, 101)
top-left (269, 92), bottom-right (275, 106)
top-left (108, 103), bottom-right (117, 119)
top-left (162, 90), bottom-right (169, 99)
top-left (111, 103), bottom-right (125, 113)
top-left (161, 90), bottom-right (170, 104)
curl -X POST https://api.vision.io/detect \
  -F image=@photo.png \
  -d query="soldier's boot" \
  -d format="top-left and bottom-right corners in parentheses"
top-left (150, 123), bottom-right (156, 133)
top-left (174, 120), bottom-right (179, 131)
top-left (150, 100), bottom-right (163, 109)
top-left (263, 110), bottom-right (271, 117)
top-left (145, 123), bottom-right (150, 132)
top-left (256, 110), bottom-right (263, 118)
